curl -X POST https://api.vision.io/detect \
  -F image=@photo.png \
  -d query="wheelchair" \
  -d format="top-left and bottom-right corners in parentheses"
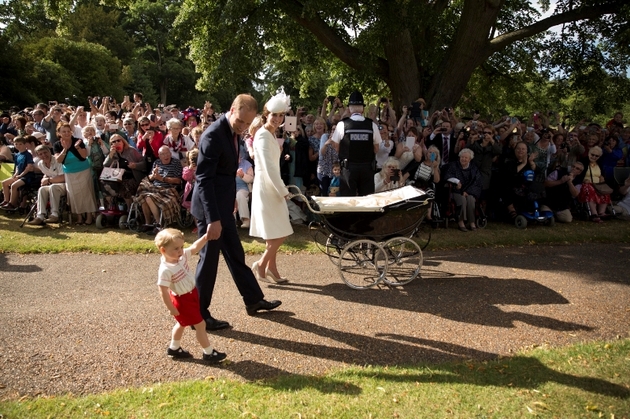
top-left (505, 170), bottom-right (555, 229)
top-left (126, 189), bottom-right (195, 233)
top-left (438, 180), bottom-right (488, 230)
top-left (20, 190), bottom-right (68, 228)
top-left (95, 180), bottom-right (131, 230)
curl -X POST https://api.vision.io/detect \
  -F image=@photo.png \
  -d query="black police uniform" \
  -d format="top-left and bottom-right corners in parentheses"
top-left (339, 116), bottom-right (376, 196)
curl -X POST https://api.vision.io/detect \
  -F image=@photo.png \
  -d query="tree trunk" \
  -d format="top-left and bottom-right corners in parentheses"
top-left (383, 29), bottom-right (421, 112)
top-left (426, 0), bottom-right (503, 111)
top-left (160, 79), bottom-right (167, 105)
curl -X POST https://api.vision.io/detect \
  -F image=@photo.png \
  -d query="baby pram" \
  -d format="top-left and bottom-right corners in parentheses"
top-left (288, 185), bottom-right (432, 290)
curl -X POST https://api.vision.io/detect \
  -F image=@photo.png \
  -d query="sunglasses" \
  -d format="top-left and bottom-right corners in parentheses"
top-left (483, 131), bottom-right (493, 135)
top-left (589, 153), bottom-right (601, 157)
top-left (140, 123), bottom-right (150, 127)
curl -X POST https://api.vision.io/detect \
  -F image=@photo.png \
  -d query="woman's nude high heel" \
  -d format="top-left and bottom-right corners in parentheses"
top-left (251, 261), bottom-right (269, 282)
top-left (265, 269), bottom-right (289, 284)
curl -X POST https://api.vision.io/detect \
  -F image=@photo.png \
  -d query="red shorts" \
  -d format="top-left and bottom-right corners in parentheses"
top-left (170, 288), bottom-right (203, 327)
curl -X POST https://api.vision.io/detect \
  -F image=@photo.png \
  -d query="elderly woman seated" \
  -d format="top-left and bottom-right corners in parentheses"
top-left (578, 145), bottom-right (611, 223)
top-left (445, 148), bottom-right (483, 232)
top-left (135, 145), bottom-right (183, 232)
top-left (101, 134), bottom-right (146, 208)
top-left (27, 145), bottom-right (66, 225)
top-left (375, 156), bottom-right (409, 193)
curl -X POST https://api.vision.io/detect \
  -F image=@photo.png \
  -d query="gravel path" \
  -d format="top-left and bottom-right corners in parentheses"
top-left (1, 243), bottom-right (629, 398)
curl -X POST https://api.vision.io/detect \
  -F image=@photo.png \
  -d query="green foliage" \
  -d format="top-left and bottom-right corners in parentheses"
top-left (24, 37), bottom-right (125, 100)
top-left (58, 3), bottom-right (135, 62)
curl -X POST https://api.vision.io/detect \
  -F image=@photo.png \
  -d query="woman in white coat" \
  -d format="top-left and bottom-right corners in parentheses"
top-left (250, 91), bottom-right (294, 283)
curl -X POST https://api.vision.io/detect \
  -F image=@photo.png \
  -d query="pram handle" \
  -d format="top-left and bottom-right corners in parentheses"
top-left (286, 184), bottom-right (324, 214)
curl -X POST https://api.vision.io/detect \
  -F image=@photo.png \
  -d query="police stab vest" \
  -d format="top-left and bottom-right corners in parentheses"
top-left (339, 117), bottom-right (375, 164)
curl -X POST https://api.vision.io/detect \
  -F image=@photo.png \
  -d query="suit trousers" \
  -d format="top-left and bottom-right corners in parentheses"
top-left (195, 211), bottom-right (264, 320)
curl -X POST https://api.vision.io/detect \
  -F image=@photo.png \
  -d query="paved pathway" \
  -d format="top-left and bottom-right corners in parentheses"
top-left (0, 243), bottom-right (629, 397)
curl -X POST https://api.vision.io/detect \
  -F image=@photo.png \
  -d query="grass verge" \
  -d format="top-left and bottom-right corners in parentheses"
top-left (1, 339), bottom-right (628, 418)
top-left (1, 212), bottom-right (629, 254)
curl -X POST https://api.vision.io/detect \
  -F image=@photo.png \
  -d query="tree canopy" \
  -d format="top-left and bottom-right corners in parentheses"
top-left (1, 0), bottom-right (628, 124)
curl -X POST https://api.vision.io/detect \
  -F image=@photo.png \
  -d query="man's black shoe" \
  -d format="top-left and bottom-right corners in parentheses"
top-left (246, 299), bottom-right (282, 316)
top-left (204, 316), bottom-right (231, 331)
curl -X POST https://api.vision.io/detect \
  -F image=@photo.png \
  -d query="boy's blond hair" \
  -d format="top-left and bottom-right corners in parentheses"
top-left (155, 228), bottom-right (185, 249)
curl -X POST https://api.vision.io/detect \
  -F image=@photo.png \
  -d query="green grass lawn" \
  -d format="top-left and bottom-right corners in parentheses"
top-left (0, 211), bottom-right (628, 255)
top-left (1, 339), bottom-right (628, 418)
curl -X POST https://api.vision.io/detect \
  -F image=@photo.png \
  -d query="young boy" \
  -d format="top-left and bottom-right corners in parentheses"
top-left (328, 163), bottom-right (341, 196)
top-left (1, 136), bottom-right (34, 211)
top-left (155, 228), bottom-right (226, 363)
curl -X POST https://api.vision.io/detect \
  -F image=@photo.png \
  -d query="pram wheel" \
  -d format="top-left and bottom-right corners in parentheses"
top-left (325, 234), bottom-right (347, 265)
top-left (118, 214), bottom-right (128, 229)
top-left (514, 215), bottom-right (527, 229)
top-left (476, 216), bottom-right (488, 229)
top-left (381, 237), bottom-right (422, 286)
top-left (338, 239), bottom-right (388, 290)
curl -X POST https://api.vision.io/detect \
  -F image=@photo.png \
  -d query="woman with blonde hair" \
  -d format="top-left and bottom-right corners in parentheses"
top-left (375, 156), bottom-right (408, 192)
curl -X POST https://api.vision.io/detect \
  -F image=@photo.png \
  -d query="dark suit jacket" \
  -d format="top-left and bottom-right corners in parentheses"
top-left (426, 133), bottom-right (457, 165)
top-left (191, 114), bottom-right (240, 223)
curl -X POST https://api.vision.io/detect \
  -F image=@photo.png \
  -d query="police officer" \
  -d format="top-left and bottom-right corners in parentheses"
top-left (331, 91), bottom-right (382, 196)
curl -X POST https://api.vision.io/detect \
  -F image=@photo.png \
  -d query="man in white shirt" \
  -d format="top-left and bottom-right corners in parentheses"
top-left (27, 145), bottom-right (66, 225)
top-left (330, 91), bottom-right (382, 196)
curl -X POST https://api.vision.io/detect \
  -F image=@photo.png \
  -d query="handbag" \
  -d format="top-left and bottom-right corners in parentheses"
top-left (593, 182), bottom-right (613, 195)
top-left (588, 166), bottom-right (612, 195)
top-left (100, 160), bottom-right (125, 182)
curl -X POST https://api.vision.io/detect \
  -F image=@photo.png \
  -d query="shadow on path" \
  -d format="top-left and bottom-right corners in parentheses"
top-left (271, 273), bottom-right (592, 331)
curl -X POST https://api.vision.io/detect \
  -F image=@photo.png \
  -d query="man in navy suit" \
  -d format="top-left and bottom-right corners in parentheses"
top-left (191, 94), bottom-right (281, 331)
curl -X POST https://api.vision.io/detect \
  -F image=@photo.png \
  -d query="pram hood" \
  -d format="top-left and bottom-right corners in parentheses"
top-left (311, 186), bottom-right (429, 213)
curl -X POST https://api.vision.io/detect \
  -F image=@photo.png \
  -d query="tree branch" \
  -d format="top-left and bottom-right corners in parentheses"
top-left (278, 0), bottom-right (390, 80)
top-left (488, 2), bottom-right (621, 53)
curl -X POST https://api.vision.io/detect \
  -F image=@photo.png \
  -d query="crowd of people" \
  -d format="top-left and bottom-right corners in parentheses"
top-left (1, 92), bottom-right (629, 236)
top-left (268, 96), bottom-right (630, 228)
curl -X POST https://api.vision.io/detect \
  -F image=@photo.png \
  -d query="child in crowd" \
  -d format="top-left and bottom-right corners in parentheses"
top-left (181, 148), bottom-right (198, 211)
top-left (155, 228), bottom-right (226, 363)
top-left (328, 163), bottom-right (341, 196)
top-left (1, 136), bottom-right (34, 210)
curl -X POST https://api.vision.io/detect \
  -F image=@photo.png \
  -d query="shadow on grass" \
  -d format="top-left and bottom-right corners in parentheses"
top-left (0, 253), bottom-right (42, 272)
top-left (223, 360), bottom-right (362, 395)
top-left (343, 351), bottom-right (630, 398)
top-left (268, 273), bottom-right (591, 330)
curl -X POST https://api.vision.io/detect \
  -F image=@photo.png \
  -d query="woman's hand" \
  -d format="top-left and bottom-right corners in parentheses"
top-left (128, 162), bottom-right (136, 169)
top-left (456, 182), bottom-right (462, 190)
top-left (74, 139), bottom-right (83, 149)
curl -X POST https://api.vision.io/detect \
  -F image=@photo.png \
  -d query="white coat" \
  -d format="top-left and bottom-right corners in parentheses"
top-left (249, 127), bottom-right (294, 240)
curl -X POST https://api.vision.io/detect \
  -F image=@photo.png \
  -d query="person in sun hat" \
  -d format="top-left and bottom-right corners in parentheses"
top-left (329, 91), bottom-right (382, 196)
